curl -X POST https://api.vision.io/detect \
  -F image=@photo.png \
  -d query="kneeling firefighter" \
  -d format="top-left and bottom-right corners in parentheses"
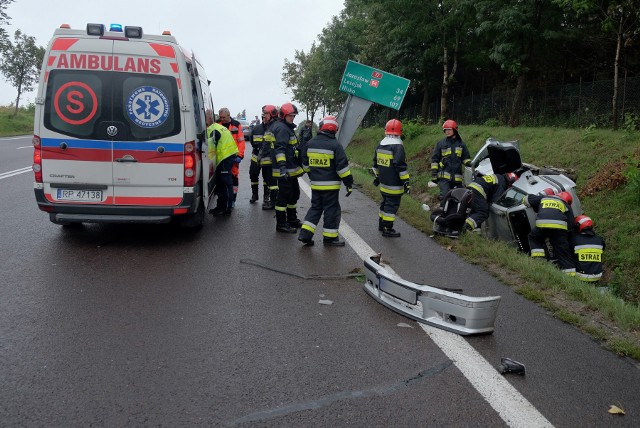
top-left (465, 172), bottom-right (518, 230)
top-left (297, 116), bottom-right (353, 246)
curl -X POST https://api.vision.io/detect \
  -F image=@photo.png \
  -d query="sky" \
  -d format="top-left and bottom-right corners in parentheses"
top-left (0, 0), bottom-right (346, 120)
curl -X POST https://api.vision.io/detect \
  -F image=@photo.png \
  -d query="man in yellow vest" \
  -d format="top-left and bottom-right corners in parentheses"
top-left (208, 117), bottom-right (239, 216)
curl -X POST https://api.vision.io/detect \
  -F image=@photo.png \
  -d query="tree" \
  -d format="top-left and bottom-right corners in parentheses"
top-left (0, 0), bottom-right (13, 41)
top-left (556, 0), bottom-right (640, 129)
top-left (0, 29), bottom-right (45, 114)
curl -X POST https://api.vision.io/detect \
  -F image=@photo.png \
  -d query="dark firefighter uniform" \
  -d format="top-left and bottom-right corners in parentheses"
top-left (524, 194), bottom-right (575, 275)
top-left (270, 119), bottom-right (304, 232)
top-left (373, 135), bottom-right (410, 237)
top-left (572, 229), bottom-right (605, 282)
top-left (249, 123), bottom-right (271, 204)
top-left (298, 131), bottom-right (353, 245)
top-left (259, 117), bottom-right (277, 210)
top-left (431, 135), bottom-right (471, 198)
top-left (207, 123), bottom-right (239, 215)
top-left (465, 174), bottom-right (509, 230)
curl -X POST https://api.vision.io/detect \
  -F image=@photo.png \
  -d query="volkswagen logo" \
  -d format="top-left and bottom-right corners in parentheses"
top-left (106, 125), bottom-right (118, 137)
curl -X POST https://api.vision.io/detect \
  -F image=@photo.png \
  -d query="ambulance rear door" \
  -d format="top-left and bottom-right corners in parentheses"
top-left (110, 39), bottom-right (184, 207)
top-left (41, 37), bottom-right (115, 206)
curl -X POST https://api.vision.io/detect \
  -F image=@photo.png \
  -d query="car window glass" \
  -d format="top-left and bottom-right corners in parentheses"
top-left (495, 187), bottom-right (527, 208)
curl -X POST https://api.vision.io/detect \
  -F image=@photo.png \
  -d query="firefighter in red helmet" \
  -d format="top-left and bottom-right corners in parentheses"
top-left (297, 116), bottom-right (353, 246)
top-left (258, 105), bottom-right (279, 210)
top-left (571, 215), bottom-right (605, 282)
top-left (269, 102), bottom-right (305, 233)
top-left (431, 119), bottom-right (471, 200)
top-left (372, 119), bottom-right (410, 237)
top-left (524, 191), bottom-right (576, 275)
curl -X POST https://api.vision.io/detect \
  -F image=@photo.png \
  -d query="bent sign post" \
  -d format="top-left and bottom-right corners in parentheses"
top-left (337, 60), bottom-right (410, 148)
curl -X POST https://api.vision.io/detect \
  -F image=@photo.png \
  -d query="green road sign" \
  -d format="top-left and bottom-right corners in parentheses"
top-left (339, 60), bottom-right (410, 110)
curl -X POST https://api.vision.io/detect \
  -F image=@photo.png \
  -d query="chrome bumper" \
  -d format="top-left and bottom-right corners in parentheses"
top-left (363, 255), bottom-right (501, 335)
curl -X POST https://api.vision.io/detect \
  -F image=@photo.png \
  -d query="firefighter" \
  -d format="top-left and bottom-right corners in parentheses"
top-left (217, 108), bottom-right (245, 208)
top-left (431, 119), bottom-right (471, 200)
top-left (207, 116), bottom-right (239, 216)
top-left (270, 102), bottom-right (305, 233)
top-left (465, 172), bottom-right (518, 230)
top-left (524, 191), bottom-right (576, 275)
top-left (372, 119), bottom-right (410, 237)
top-left (297, 116), bottom-right (353, 246)
top-left (572, 215), bottom-right (605, 282)
top-left (258, 105), bottom-right (279, 210)
top-left (248, 106), bottom-right (275, 205)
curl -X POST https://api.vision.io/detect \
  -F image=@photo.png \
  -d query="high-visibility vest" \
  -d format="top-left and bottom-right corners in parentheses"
top-left (208, 123), bottom-right (238, 167)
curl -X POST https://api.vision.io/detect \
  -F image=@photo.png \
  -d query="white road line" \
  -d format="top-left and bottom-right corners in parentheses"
top-left (0, 166), bottom-right (32, 180)
top-left (298, 178), bottom-right (553, 427)
top-left (0, 136), bottom-right (30, 141)
top-left (16, 146), bottom-right (32, 149)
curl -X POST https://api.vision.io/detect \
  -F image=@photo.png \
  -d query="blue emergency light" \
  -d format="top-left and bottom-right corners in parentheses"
top-left (109, 23), bottom-right (123, 32)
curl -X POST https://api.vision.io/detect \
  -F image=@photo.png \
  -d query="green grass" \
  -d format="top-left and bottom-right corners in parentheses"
top-left (0, 105), bottom-right (35, 136)
top-left (347, 123), bottom-right (640, 358)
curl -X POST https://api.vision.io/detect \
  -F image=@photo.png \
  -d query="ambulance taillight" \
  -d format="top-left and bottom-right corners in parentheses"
top-left (32, 135), bottom-right (42, 183)
top-left (184, 141), bottom-right (196, 187)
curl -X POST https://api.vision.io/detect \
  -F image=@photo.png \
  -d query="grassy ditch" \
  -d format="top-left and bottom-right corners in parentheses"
top-left (0, 105), bottom-right (35, 137)
top-left (347, 124), bottom-right (640, 360)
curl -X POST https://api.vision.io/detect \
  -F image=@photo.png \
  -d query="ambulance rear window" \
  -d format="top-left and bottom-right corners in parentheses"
top-left (44, 70), bottom-right (181, 141)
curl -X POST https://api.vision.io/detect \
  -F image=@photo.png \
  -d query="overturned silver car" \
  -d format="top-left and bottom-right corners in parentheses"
top-left (460, 138), bottom-right (583, 252)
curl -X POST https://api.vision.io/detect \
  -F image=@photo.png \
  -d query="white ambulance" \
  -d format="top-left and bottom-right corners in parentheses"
top-left (32, 23), bottom-right (215, 228)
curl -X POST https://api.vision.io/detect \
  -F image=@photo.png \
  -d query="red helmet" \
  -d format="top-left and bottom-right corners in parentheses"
top-left (262, 104), bottom-right (277, 118)
top-left (557, 191), bottom-right (573, 205)
top-left (385, 119), bottom-right (402, 136)
top-left (442, 119), bottom-right (458, 131)
top-left (319, 115), bottom-right (338, 133)
top-left (575, 215), bottom-right (593, 232)
top-left (279, 102), bottom-right (298, 118)
top-left (504, 172), bottom-right (518, 185)
top-left (542, 188), bottom-right (555, 196)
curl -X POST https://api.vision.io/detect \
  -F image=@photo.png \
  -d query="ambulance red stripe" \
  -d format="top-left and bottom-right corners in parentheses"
top-left (51, 38), bottom-right (79, 51)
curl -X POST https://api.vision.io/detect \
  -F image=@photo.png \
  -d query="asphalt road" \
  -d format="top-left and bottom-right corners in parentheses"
top-left (1, 135), bottom-right (638, 427)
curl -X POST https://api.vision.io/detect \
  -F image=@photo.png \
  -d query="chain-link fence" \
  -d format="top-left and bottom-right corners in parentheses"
top-left (364, 76), bottom-right (640, 129)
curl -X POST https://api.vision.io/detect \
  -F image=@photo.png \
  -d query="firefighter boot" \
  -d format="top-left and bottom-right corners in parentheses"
top-left (382, 221), bottom-right (401, 237)
top-left (262, 189), bottom-right (276, 210)
top-left (323, 236), bottom-right (345, 247)
top-left (297, 229), bottom-right (314, 246)
top-left (250, 185), bottom-right (259, 204)
top-left (276, 210), bottom-right (297, 233)
top-left (287, 208), bottom-right (302, 229)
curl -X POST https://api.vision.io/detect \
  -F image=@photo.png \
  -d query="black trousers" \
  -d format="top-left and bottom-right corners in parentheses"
top-left (300, 190), bottom-right (341, 239)
top-left (528, 227), bottom-right (575, 271)
top-left (379, 193), bottom-right (402, 228)
top-left (214, 169), bottom-right (233, 210)
top-left (275, 176), bottom-right (300, 211)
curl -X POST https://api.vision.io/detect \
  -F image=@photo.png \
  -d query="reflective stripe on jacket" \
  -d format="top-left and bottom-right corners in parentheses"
top-left (525, 195), bottom-right (574, 231)
top-left (431, 136), bottom-right (471, 183)
top-left (372, 135), bottom-right (409, 196)
top-left (301, 131), bottom-right (353, 191)
top-left (270, 119), bottom-right (304, 177)
top-left (572, 231), bottom-right (605, 282)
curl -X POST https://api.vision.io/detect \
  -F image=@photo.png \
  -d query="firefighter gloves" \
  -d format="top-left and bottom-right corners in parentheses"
top-left (404, 182), bottom-right (411, 194)
top-left (346, 187), bottom-right (353, 197)
top-left (373, 178), bottom-right (380, 187)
